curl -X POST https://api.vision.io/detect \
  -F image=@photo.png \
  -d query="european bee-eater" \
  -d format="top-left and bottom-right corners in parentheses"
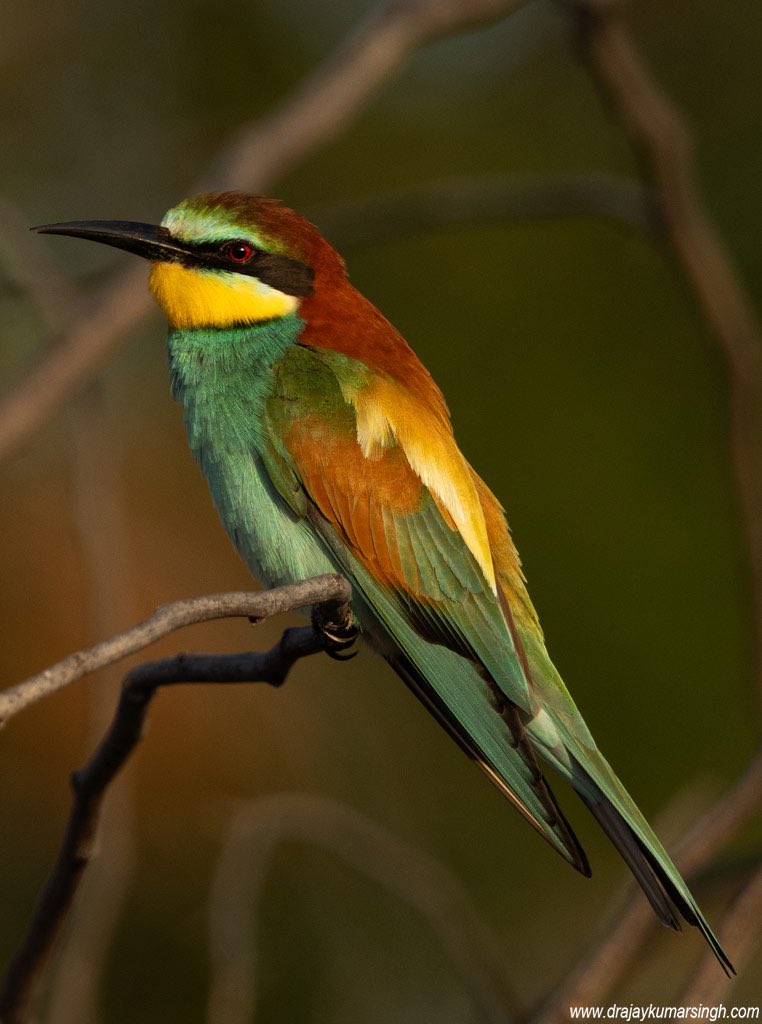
top-left (36, 192), bottom-right (732, 972)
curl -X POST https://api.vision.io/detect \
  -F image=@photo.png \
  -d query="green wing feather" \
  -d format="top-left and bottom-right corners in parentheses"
top-left (261, 342), bottom-right (732, 971)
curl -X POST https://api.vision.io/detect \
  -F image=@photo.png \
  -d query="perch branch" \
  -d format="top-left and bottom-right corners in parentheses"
top-left (0, 0), bottom-right (528, 464)
top-left (0, 574), bottom-right (351, 728)
top-left (0, 582), bottom-right (354, 1024)
top-left (574, 0), bottom-right (762, 707)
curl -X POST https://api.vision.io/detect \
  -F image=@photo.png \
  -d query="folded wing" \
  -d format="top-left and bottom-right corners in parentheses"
top-left (261, 342), bottom-right (589, 873)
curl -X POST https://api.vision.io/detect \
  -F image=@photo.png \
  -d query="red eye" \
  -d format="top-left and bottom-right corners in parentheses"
top-left (226, 241), bottom-right (254, 263)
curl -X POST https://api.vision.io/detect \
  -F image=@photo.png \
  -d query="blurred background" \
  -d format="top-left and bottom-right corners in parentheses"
top-left (1, 0), bottom-right (760, 1020)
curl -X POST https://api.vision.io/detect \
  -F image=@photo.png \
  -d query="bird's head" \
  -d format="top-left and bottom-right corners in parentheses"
top-left (34, 192), bottom-right (345, 330)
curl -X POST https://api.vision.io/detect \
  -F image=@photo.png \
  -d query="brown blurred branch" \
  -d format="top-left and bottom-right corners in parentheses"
top-left (0, 0), bottom-right (529, 464)
top-left (203, 0), bottom-right (530, 191)
top-left (0, 197), bottom-right (77, 324)
top-left (2, 202), bottom-right (139, 1022)
top-left (0, 166), bottom-right (649, 468)
top-left (529, 3), bottom-right (762, 1013)
top-left (310, 173), bottom-right (655, 250)
top-left (1, 0), bottom-right (759, 1010)
top-left (0, 579), bottom-right (355, 1024)
top-left (531, 749), bottom-right (762, 1024)
top-left (680, 862), bottom-right (762, 1007)
top-left (44, 388), bottom-right (138, 1024)
top-left (208, 794), bottom-right (517, 1024)
top-left (0, 574), bottom-right (351, 727)
top-left (0, 264), bottom-right (151, 463)
top-left (573, 0), bottom-right (762, 709)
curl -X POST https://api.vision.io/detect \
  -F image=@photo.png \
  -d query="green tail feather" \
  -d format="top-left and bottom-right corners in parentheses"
top-left (518, 636), bottom-right (734, 975)
top-left (551, 725), bottom-right (734, 976)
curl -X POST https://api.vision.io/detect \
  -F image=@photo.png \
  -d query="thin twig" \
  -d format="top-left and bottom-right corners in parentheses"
top-left (0, 574), bottom-right (351, 727)
top-left (0, 0), bottom-right (529, 465)
top-left (208, 794), bottom-right (517, 1024)
top-left (573, 0), bottom-right (762, 710)
top-left (0, 608), bottom-right (352, 1024)
top-left (530, 749), bottom-right (762, 1024)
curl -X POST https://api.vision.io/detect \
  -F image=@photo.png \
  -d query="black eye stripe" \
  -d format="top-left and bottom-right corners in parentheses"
top-left (250, 252), bottom-right (315, 298)
top-left (170, 238), bottom-right (314, 297)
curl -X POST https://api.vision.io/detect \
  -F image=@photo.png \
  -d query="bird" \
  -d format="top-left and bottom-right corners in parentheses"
top-left (35, 191), bottom-right (733, 972)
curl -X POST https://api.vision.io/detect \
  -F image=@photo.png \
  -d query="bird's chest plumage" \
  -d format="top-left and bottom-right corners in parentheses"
top-left (166, 320), bottom-right (336, 588)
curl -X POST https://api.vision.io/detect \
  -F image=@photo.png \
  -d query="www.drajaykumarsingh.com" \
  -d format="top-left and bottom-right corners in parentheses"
top-left (569, 1006), bottom-right (760, 1021)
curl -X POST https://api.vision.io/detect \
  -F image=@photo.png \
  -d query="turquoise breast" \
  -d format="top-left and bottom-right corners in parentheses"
top-left (166, 317), bottom-right (338, 589)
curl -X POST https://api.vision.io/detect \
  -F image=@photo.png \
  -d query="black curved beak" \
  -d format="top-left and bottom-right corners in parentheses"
top-left (31, 221), bottom-right (186, 263)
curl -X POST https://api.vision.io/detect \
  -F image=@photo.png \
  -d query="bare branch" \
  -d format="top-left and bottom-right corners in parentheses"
top-left (0, 593), bottom-right (354, 1024)
top-left (531, 749), bottom-right (762, 1024)
top-left (0, 574), bottom-right (351, 728)
top-left (0, 0), bottom-right (528, 465)
top-left (573, 0), bottom-right (762, 710)
top-left (208, 794), bottom-right (517, 1024)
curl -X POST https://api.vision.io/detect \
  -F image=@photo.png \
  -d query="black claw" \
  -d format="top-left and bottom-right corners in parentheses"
top-left (325, 646), bottom-right (358, 662)
top-left (320, 627), bottom-right (358, 645)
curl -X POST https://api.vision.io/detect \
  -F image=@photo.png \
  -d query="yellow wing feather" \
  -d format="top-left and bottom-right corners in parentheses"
top-left (338, 374), bottom-right (497, 593)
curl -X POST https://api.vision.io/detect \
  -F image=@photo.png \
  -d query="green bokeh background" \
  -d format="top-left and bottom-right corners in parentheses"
top-left (1, 1), bottom-right (760, 1020)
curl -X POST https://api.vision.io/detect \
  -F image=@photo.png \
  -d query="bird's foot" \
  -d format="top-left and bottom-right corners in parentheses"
top-left (312, 602), bottom-right (359, 661)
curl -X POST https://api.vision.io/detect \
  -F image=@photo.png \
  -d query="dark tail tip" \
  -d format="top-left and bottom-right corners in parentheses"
top-left (581, 790), bottom-right (735, 974)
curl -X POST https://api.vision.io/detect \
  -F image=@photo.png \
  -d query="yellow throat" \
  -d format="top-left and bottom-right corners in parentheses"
top-left (149, 262), bottom-right (298, 329)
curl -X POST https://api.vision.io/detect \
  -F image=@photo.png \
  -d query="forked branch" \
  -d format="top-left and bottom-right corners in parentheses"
top-left (0, 576), bottom-right (354, 1024)
top-left (0, 574), bottom-right (351, 728)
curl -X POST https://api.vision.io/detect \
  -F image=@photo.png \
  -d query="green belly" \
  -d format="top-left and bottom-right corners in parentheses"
top-left (197, 442), bottom-right (337, 589)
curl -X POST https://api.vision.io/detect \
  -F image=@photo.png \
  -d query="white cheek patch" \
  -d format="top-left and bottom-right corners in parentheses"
top-left (247, 275), bottom-right (288, 300)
